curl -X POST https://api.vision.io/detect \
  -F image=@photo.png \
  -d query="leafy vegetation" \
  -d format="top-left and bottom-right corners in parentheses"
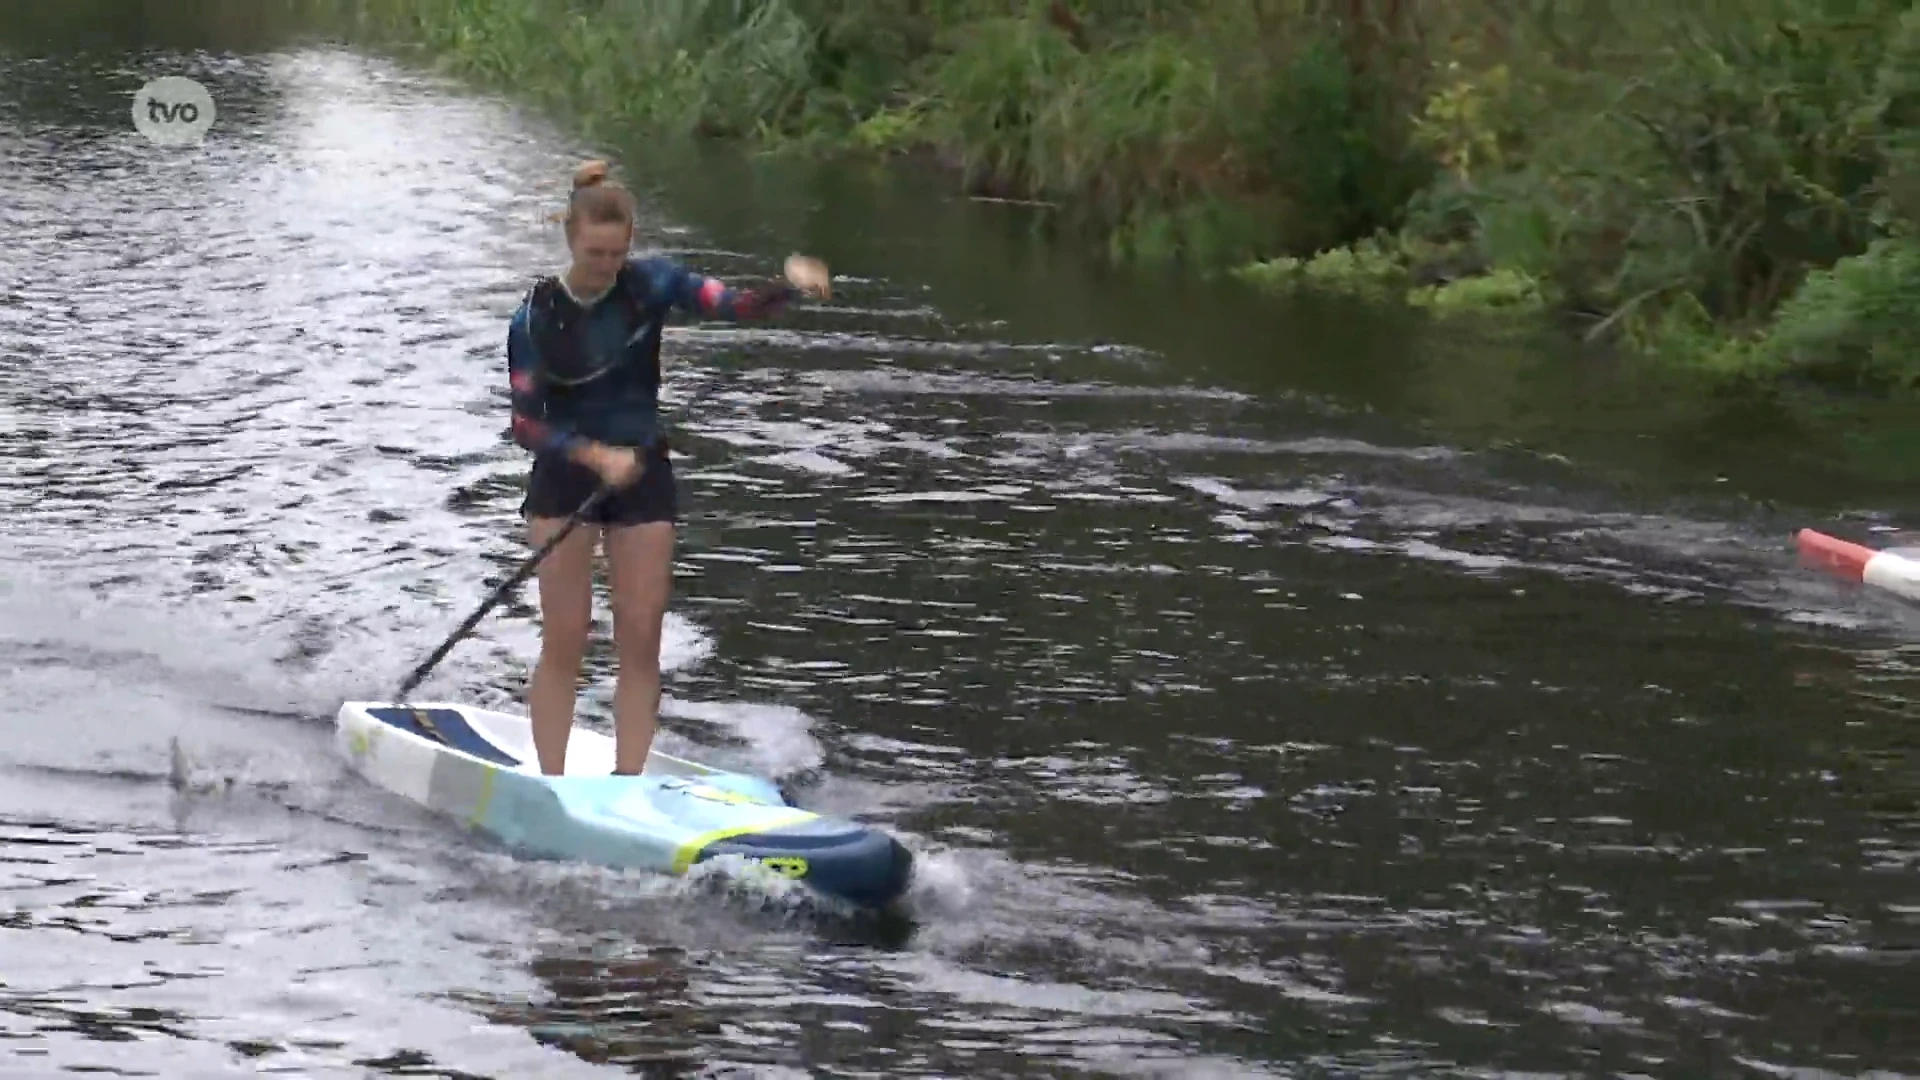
top-left (338, 0), bottom-right (1920, 395)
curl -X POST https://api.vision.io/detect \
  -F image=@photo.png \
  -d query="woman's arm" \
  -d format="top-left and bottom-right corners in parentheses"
top-left (689, 273), bottom-right (800, 320)
top-left (506, 297), bottom-right (585, 457)
top-left (633, 254), bottom-right (824, 322)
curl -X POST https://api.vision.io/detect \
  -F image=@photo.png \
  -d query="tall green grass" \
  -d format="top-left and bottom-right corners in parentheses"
top-left (346, 0), bottom-right (1429, 272)
top-left (348, 0), bottom-right (818, 137)
top-left (343, 0), bottom-right (1920, 396)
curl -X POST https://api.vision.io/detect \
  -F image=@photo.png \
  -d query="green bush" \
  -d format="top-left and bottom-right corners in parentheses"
top-left (1746, 238), bottom-right (1920, 390)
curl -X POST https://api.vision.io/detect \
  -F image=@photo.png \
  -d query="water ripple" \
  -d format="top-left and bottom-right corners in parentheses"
top-left (0, 38), bottom-right (1914, 1080)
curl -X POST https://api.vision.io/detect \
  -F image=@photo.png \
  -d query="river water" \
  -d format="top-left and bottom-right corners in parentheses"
top-left (1, 23), bottom-right (1916, 1080)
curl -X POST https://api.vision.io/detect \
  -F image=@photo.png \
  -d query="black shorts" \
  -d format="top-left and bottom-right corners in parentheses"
top-left (520, 444), bottom-right (678, 528)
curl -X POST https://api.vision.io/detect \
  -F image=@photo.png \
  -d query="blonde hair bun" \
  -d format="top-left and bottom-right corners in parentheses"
top-left (555, 158), bottom-right (636, 233)
top-left (572, 159), bottom-right (611, 191)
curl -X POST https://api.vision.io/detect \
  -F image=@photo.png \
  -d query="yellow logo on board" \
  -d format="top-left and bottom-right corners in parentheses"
top-left (667, 780), bottom-right (776, 807)
top-left (688, 783), bottom-right (759, 805)
top-left (759, 857), bottom-right (808, 879)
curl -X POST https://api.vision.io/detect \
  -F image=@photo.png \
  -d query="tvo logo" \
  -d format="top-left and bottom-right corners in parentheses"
top-left (131, 76), bottom-right (216, 147)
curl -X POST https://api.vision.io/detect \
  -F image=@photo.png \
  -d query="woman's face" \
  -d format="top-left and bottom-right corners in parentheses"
top-left (568, 219), bottom-right (630, 294)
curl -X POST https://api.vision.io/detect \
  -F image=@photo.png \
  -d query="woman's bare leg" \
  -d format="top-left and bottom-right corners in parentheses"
top-left (604, 521), bottom-right (674, 775)
top-left (527, 515), bottom-right (599, 775)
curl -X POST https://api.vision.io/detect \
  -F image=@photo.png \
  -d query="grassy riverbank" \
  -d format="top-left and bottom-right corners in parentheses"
top-left (340, 0), bottom-right (1920, 398)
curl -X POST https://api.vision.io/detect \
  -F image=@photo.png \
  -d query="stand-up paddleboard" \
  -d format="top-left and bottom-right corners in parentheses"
top-left (1796, 528), bottom-right (1920, 604)
top-left (334, 701), bottom-right (912, 910)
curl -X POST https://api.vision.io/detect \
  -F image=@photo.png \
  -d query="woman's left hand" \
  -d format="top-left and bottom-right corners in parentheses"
top-left (785, 254), bottom-right (831, 301)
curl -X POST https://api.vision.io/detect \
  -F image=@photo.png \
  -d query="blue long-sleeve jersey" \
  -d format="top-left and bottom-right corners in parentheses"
top-left (507, 255), bottom-right (798, 456)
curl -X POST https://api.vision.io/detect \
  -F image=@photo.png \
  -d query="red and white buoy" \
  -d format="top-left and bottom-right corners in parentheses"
top-left (1796, 528), bottom-right (1920, 603)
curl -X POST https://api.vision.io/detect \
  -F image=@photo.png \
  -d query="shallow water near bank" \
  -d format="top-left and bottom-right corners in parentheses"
top-left (1, 21), bottom-right (1917, 1080)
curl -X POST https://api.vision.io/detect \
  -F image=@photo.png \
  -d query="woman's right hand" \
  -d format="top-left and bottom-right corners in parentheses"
top-left (573, 441), bottom-right (644, 489)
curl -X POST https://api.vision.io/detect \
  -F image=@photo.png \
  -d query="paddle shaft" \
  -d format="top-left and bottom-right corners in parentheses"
top-left (391, 482), bottom-right (613, 702)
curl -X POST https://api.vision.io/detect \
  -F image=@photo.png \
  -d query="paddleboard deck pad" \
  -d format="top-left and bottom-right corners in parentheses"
top-left (335, 701), bottom-right (912, 910)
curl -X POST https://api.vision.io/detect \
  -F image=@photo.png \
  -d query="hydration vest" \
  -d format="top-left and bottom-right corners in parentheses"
top-left (524, 263), bottom-right (654, 400)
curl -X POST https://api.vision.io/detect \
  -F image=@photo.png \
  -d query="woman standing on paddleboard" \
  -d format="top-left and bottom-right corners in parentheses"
top-left (508, 159), bottom-right (831, 776)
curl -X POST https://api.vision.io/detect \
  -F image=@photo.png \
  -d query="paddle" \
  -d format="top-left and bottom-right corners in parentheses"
top-left (392, 373), bottom-right (722, 703)
top-left (392, 482), bottom-right (615, 702)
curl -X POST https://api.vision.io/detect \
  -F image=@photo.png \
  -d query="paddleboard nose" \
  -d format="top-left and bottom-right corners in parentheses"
top-left (700, 826), bottom-right (914, 910)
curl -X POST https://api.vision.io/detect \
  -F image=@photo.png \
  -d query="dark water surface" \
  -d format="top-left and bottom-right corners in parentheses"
top-left (2, 19), bottom-right (1917, 1080)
